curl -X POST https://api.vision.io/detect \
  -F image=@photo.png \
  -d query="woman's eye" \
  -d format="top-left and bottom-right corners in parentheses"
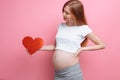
top-left (63, 10), bottom-right (70, 15)
top-left (64, 11), bottom-right (69, 15)
top-left (63, 8), bottom-right (71, 15)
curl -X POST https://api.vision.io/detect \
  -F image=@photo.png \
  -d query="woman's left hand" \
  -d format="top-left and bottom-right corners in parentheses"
top-left (74, 48), bottom-right (82, 57)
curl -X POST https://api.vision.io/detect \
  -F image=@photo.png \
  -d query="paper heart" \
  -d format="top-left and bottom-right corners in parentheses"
top-left (22, 36), bottom-right (44, 55)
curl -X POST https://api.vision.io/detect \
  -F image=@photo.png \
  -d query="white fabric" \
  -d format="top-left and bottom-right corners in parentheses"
top-left (55, 23), bottom-right (92, 53)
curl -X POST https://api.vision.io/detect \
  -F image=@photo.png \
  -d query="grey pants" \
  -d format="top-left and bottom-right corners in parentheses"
top-left (54, 63), bottom-right (83, 80)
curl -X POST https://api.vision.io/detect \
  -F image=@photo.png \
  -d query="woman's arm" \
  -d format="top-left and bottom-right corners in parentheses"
top-left (40, 44), bottom-right (56, 51)
top-left (81, 32), bottom-right (105, 51)
top-left (75, 32), bottom-right (105, 56)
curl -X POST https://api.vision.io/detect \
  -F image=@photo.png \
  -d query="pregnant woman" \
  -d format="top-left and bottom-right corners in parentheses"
top-left (40, 0), bottom-right (105, 80)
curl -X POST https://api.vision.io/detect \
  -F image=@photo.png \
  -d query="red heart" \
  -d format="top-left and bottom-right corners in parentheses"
top-left (22, 36), bottom-right (44, 55)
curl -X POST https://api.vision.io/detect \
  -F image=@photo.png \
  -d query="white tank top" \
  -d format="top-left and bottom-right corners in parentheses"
top-left (55, 23), bottom-right (92, 53)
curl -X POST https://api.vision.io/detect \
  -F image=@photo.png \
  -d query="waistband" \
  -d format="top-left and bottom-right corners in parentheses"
top-left (55, 63), bottom-right (81, 74)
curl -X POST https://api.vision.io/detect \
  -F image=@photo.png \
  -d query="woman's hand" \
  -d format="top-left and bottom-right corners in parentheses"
top-left (25, 48), bottom-right (31, 55)
top-left (74, 48), bottom-right (82, 57)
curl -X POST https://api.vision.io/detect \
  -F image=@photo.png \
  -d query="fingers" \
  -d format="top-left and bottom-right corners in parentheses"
top-left (74, 48), bottom-right (82, 57)
top-left (74, 52), bottom-right (80, 57)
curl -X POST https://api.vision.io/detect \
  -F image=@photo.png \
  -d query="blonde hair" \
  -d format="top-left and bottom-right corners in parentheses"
top-left (63, 0), bottom-right (88, 47)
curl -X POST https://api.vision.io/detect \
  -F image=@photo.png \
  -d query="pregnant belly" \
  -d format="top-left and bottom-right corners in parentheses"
top-left (53, 49), bottom-right (79, 70)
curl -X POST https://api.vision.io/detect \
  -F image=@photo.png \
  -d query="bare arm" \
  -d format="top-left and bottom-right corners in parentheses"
top-left (75, 32), bottom-right (105, 56)
top-left (81, 32), bottom-right (105, 51)
top-left (40, 44), bottom-right (56, 51)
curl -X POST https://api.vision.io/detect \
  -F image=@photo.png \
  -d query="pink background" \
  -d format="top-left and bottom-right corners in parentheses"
top-left (0, 0), bottom-right (120, 80)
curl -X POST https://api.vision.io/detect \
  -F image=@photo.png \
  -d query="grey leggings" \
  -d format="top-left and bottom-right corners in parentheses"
top-left (54, 63), bottom-right (83, 80)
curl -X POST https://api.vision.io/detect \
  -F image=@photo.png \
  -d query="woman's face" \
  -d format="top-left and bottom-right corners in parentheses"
top-left (62, 6), bottom-right (75, 23)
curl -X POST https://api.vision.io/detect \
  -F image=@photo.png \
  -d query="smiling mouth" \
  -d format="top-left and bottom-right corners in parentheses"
top-left (63, 17), bottom-right (67, 20)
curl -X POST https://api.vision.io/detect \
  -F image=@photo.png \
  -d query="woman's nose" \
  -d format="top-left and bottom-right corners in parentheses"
top-left (63, 12), bottom-right (66, 16)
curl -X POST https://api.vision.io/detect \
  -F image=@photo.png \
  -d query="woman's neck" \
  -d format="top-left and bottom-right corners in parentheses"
top-left (66, 21), bottom-right (84, 27)
top-left (66, 22), bottom-right (74, 26)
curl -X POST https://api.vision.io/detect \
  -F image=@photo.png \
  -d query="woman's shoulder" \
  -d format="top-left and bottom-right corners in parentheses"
top-left (80, 24), bottom-right (88, 27)
top-left (79, 25), bottom-right (92, 30)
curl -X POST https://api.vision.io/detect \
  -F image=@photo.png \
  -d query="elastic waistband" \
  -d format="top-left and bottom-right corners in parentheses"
top-left (55, 63), bottom-right (80, 73)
